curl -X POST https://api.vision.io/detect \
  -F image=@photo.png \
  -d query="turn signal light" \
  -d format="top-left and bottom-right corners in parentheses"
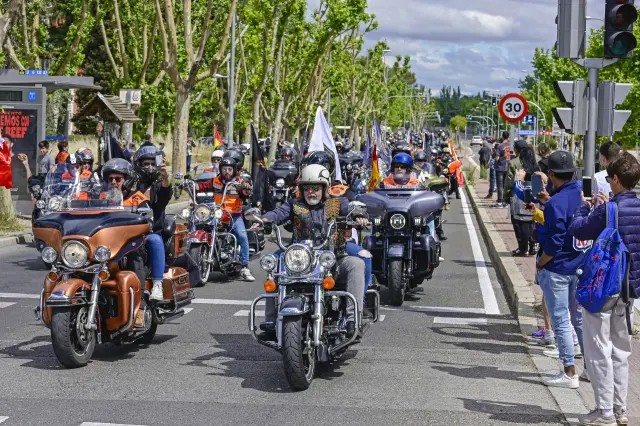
top-left (98, 270), bottom-right (109, 281)
top-left (47, 272), bottom-right (58, 281)
top-left (322, 277), bottom-right (335, 290)
top-left (264, 279), bottom-right (277, 293)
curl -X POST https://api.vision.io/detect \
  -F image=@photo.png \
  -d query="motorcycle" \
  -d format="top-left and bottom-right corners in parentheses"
top-left (175, 177), bottom-right (262, 283)
top-left (32, 166), bottom-right (194, 368)
top-left (246, 200), bottom-right (380, 391)
top-left (358, 183), bottom-right (446, 306)
top-left (339, 152), bottom-right (363, 190)
top-left (267, 160), bottom-right (298, 208)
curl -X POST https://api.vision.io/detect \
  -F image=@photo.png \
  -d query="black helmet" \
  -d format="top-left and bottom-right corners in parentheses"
top-left (223, 148), bottom-right (245, 170)
top-left (392, 143), bottom-right (411, 157)
top-left (342, 142), bottom-right (352, 153)
top-left (281, 147), bottom-right (295, 160)
top-left (65, 153), bottom-right (81, 167)
top-left (132, 145), bottom-right (162, 183)
top-left (301, 151), bottom-right (336, 181)
top-left (414, 151), bottom-right (428, 162)
top-left (102, 158), bottom-right (136, 189)
top-left (76, 148), bottom-right (94, 168)
top-left (219, 157), bottom-right (239, 175)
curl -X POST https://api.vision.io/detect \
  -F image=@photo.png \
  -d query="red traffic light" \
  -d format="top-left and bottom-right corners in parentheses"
top-left (607, 4), bottom-right (638, 28)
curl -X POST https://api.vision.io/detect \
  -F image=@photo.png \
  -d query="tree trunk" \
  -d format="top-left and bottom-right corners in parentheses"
top-left (268, 97), bottom-right (285, 164)
top-left (0, 186), bottom-right (14, 216)
top-left (354, 125), bottom-right (361, 151)
top-left (146, 113), bottom-right (155, 136)
top-left (172, 88), bottom-right (191, 174)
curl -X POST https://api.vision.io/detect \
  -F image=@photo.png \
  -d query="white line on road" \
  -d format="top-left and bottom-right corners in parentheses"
top-left (459, 190), bottom-right (501, 315)
top-left (0, 416), bottom-right (8, 424)
top-left (379, 314), bottom-right (386, 322)
top-left (0, 302), bottom-right (16, 309)
top-left (192, 298), bottom-right (264, 306)
top-left (433, 317), bottom-right (488, 325)
top-left (182, 308), bottom-right (194, 315)
top-left (381, 305), bottom-right (486, 315)
top-left (0, 292), bottom-right (39, 299)
top-left (234, 310), bottom-right (264, 317)
top-left (79, 423), bottom-right (147, 426)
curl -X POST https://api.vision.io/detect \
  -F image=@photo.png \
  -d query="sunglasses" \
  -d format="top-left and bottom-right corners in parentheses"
top-left (304, 185), bottom-right (322, 192)
top-left (212, 158), bottom-right (221, 163)
top-left (221, 167), bottom-right (234, 173)
top-left (108, 176), bottom-right (124, 183)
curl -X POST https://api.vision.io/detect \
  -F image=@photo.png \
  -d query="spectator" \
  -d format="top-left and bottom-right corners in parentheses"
top-left (594, 141), bottom-right (621, 197)
top-left (36, 140), bottom-right (54, 175)
top-left (509, 143), bottom-right (538, 256)
top-left (120, 141), bottom-right (132, 162)
top-left (536, 151), bottom-right (585, 389)
top-left (186, 137), bottom-right (194, 173)
top-left (485, 142), bottom-right (498, 199)
top-left (537, 142), bottom-right (551, 176)
top-left (492, 131), bottom-right (511, 208)
top-left (478, 140), bottom-right (491, 175)
top-left (55, 140), bottom-right (69, 164)
top-left (504, 140), bottom-right (529, 252)
top-left (570, 152), bottom-right (640, 426)
top-left (140, 134), bottom-right (155, 148)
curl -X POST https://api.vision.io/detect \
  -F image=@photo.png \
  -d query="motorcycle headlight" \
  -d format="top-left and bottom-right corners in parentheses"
top-left (319, 251), bottom-right (336, 269)
top-left (194, 204), bottom-right (212, 222)
top-left (32, 185), bottom-right (41, 193)
top-left (260, 254), bottom-right (277, 271)
top-left (275, 178), bottom-right (285, 188)
top-left (284, 244), bottom-right (312, 273)
top-left (414, 217), bottom-right (423, 227)
top-left (180, 208), bottom-right (190, 219)
top-left (48, 196), bottom-right (64, 211)
top-left (61, 241), bottom-right (88, 268)
top-left (36, 200), bottom-right (46, 209)
top-left (94, 245), bottom-right (111, 262)
top-left (390, 213), bottom-right (406, 230)
top-left (213, 208), bottom-right (223, 219)
top-left (41, 247), bottom-right (58, 264)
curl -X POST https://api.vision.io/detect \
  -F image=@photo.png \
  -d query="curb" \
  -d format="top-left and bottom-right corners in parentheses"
top-left (0, 232), bottom-right (34, 248)
top-left (462, 150), bottom-right (589, 425)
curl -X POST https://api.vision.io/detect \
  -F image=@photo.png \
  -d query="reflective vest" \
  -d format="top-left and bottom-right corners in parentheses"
top-left (207, 176), bottom-right (245, 214)
top-left (61, 169), bottom-right (92, 181)
top-left (381, 174), bottom-right (420, 188)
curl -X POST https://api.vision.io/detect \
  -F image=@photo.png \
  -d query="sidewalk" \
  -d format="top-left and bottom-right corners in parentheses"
top-left (463, 158), bottom-right (640, 425)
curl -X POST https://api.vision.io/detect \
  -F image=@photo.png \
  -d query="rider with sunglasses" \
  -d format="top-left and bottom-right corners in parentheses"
top-left (204, 150), bottom-right (225, 175)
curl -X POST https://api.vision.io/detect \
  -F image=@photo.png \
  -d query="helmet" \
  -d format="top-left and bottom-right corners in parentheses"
top-left (281, 147), bottom-right (295, 159)
top-left (211, 150), bottom-right (224, 160)
top-left (132, 145), bottom-right (162, 183)
top-left (219, 157), bottom-right (239, 175)
top-left (443, 146), bottom-right (451, 154)
top-left (301, 151), bottom-right (336, 181)
top-left (391, 153), bottom-right (414, 170)
top-left (335, 140), bottom-right (343, 149)
top-left (392, 143), bottom-right (411, 157)
top-left (223, 148), bottom-right (245, 169)
top-left (65, 153), bottom-right (81, 167)
top-left (236, 144), bottom-right (249, 155)
top-left (430, 148), bottom-right (438, 156)
top-left (414, 151), bottom-right (428, 162)
top-left (298, 164), bottom-right (331, 198)
top-left (102, 158), bottom-right (136, 188)
top-left (342, 142), bottom-right (352, 153)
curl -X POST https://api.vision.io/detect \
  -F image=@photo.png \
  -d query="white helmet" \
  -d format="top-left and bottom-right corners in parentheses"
top-left (211, 150), bottom-right (224, 159)
top-left (298, 164), bottom-right (331, 198)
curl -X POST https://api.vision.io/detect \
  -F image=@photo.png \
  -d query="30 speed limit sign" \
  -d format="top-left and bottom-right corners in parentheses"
top-left (498, 93), bottom-right (528, 123)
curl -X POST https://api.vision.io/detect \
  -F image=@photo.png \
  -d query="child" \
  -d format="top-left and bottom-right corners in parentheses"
top-left (37, 140), bottom-right (54, 175)
top-left (55, 140), bottom-right (69, 164)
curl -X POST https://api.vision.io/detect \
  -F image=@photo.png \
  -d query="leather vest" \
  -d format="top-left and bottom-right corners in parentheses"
top-left (292, 201), bottom-right (323, 243)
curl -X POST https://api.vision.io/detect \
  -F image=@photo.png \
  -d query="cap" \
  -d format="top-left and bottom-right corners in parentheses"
top-left (547, 151), bottom-right (576, 173)
top-left (514, 140), bottom-right (528, 152)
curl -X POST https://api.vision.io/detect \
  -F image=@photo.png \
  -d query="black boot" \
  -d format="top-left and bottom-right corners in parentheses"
top-left (437, 231), bottom-right (448, 241)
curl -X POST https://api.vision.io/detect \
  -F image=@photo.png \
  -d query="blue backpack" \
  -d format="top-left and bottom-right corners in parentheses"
top-left (577, 202), bottom-right (631, 314)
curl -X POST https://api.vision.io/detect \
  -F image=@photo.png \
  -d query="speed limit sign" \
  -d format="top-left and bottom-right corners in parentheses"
top-left (498, 93), bottom-right (528, 123)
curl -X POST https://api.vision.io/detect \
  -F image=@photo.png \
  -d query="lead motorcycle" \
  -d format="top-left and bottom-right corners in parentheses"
top-left (246, 200), bottom-right (380, 391)
top-left (358, 182), bottom-right (447, 306)
top-left (32, 166), bottom-right (194, 368)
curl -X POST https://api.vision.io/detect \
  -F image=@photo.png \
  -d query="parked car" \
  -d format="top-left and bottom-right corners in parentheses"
top-left (470, 136), bottom-right (483, 146)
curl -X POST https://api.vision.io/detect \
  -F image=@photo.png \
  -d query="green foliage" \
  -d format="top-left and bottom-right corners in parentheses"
top-left (449, 115), bottom-right (467, 131)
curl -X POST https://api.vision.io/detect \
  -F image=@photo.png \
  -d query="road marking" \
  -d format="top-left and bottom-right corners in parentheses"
top-left (182, 308), bottom-right (194, 315)
top-left (234, 309), bottom-right (264, 317)
top-left (79, 423), bottom-right (147, 426)
top-left (0, 416), bottom-right (8, 424)
top-left (379, 314), bottom-right (386, 322)
top-left (193, 298), bottom-right (264, 306)
top-left (0, 302), bottom-right (16, 309)
top-left (459, 190), bottom-right (501, 315)
top-left (381, 305), bottom-right (486, 315)
top-left (0, 292), bottom-right (39, 299)
top-left (433, 317), bottom-right (488, 325)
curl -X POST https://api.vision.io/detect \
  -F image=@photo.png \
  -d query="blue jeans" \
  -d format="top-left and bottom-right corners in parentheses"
top-left (346, 242), bottom-right (372, 296)
top-left (538, 269), bottom-right (584, 368)
top-left (231, 215), bottom-right (250, 265)
top-left (186, 155), bottom-right (192, 172)
top-left (489, 167), bottom-right (496, 195)
top-left (145, 233), bottom-right (166, 281)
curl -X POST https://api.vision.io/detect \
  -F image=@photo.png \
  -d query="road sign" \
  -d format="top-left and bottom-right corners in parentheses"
top-left (518, 130), bottom-right (537, 136)
top-left (499, 93), bottom-right (529, 122)
top-left (466, 115), bottom-right (472, 120)
top-left (119, 89), bottom-right (142, 105)
top-left (522, 115), bottom-right (536, 126)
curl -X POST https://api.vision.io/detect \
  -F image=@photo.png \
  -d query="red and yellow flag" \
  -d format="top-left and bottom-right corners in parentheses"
top-left (368, 144), bottom-right (381, 192)
top-left (214, 125), bottom-right (224, 149)
top-left (448, 139), bottom-right (464, 185)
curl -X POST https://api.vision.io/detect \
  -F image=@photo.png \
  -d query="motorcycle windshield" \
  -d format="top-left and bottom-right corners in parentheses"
top-left (358, 188), bottom-right (445, 217)
top-left (43, 165), bottom-right (123, 211)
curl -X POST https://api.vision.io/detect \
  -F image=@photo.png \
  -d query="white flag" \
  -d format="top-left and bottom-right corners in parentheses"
top-left (308, 106), bottom-right (342, 182)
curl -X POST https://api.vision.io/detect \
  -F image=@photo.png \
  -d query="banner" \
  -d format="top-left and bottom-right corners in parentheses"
top-left (368, 144), bottom-right (380, 192)
top-left (214, 126), bottom-right (224, 149)
top-left (308, 106), bottom-right (342, 181)
top-left (250, 124), bottom-right (272, 211)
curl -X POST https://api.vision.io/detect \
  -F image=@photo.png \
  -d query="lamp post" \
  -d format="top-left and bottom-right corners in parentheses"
top-left (228, 12), bottom-right (237, 146)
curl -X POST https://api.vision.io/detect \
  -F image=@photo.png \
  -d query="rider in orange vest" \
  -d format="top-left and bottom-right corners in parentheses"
top-left (380, 153), bottom-right (422, 188)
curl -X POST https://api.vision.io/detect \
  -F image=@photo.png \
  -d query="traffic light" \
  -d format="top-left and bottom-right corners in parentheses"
top-left (491, 96), bottom-right (497, 107)
top-left (604, 0), bottom-right (638, 58)
top-left (552, 79), bottom-right (588, 135)
top-left (597, 81), bottom-right (633, 136)
top-left (556, 0), bottom-right (586, 59)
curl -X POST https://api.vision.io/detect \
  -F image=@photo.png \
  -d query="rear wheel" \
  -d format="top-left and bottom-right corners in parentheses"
top-left (388, 259), bottom-right (405, 306)
top-left (188, 244), bottom-right (211, 283)
top-left (50, 306), bottom-right (96, 368)
top-left (282, 316), bottom-right (315, 391)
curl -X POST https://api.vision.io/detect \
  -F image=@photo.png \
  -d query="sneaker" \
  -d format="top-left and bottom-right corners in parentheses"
top-left (614, 406), bottom-right (629, 425)
top-left (530, 329), bottom-right (546, 338)
top-left (579, 369), bottom-right (590, 382)
top-left (485, 194), bottom-right (493, 199)
top-left (529, 245), bottom-right (538, 256)
top-left (150, 281), bottom-right (164, 301)
top-left (512, 248), bottom-right (529, 257)
top-left (491, 202), bottom-right (503, 208)
top-left (543, 348), bottom-right (560, 359)
top-left (239, 267), bottom-right (255, 282)
top-left (543, 371), bottom-right (579, 389)
top-left (444, 204), bottom-right (450, 210)
top-left (581, 409), bottom-right (616, 426)
top-left (528, 335), bottom-right (556, 347)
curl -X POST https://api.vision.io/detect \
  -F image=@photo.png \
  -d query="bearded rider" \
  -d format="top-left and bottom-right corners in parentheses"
top-left (196, 157), bottom-right (255, 281)
top-left (252, 164), bottom-right (368, 337)
top-left (380, 153), bottom-right (423, 188)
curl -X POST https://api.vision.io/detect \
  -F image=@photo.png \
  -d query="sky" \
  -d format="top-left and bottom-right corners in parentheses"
top-left (362, 0), bottom-right (604, 97)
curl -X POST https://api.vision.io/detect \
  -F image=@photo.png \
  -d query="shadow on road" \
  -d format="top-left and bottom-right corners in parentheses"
top-left (431, 360), bottom-right (543, 387)
top-left (459, 397), bottom-right (569, 424)
top-left (9, 256), bottom-right (49, 271)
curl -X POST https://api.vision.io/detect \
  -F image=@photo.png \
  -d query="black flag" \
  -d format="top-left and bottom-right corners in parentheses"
top-left (250, 125), bottom-right (272, 211)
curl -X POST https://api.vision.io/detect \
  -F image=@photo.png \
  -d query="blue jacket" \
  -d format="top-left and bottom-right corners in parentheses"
top-left (569, 191), bottom-right (640, 299)
top-left (540, 180), bottom-right (586, 275)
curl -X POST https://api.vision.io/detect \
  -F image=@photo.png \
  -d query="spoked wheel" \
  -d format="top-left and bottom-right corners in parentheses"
top-left (50, 306), bottom-right (96, 368)
top-left (188, 244), bottom-right (211, 283)
top-left (282, 316), bottom-right (315, 391)
top-left (388, 259), bottom-right (405, 306)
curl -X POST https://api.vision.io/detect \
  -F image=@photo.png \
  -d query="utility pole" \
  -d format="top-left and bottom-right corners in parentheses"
top-left (227, 13), bottom-right (237, 147)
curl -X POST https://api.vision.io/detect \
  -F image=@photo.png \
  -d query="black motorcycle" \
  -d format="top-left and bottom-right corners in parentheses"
top-left (267, 160), bottom-right (298, 208)
top-left (358, 186), bottom-right (446, 306)
top-left (339, 152), bottom-right (363, 189)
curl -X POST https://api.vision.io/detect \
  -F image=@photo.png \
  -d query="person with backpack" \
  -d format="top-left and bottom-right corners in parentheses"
top-left (569, 152), bottom-right (640, 426)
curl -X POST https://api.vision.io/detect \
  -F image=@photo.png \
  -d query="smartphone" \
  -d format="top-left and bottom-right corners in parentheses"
top-left (155, 154), bottom-right (163, 167)
top-left (583, 176), bottom-right (592, 199)
top-left (532, 174), bottom-right (543, 199)
top-left (524, 188), bottom-right (532, 205)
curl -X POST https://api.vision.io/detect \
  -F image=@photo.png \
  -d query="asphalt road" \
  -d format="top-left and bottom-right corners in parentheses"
top-left (0, 196), bottom-right (565, 426)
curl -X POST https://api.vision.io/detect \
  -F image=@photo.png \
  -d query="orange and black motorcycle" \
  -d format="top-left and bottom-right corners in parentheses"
top-left (32, 167), bottom-right (193, 368)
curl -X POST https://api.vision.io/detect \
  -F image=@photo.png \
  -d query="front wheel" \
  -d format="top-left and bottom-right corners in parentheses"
top-left (282, 316), bottom-right (315, 391)
top-left (50, 306), bottom-right (96, 368)
top-left (388, 259), bottom-right (405, 306)
top-left (188, 244), bottom-right (211, 283)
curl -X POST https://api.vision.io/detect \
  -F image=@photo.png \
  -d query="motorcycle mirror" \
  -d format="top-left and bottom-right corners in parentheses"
top-left (137, 206), bottom-right (153, 217)
top-left (174, 172), bottom-right (184, 180)
top-left (244, 207), bottom-right (263, 223)
top-left (349, 201), bottom-right (366, 209)
top-left (184, 174), bottom-right (192, 180)
top-left (193, 165), bottom-right (199, 174)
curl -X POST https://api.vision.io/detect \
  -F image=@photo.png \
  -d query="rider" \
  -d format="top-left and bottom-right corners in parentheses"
top-left (381, 153), bottom-right (422, 188)
top-left (61, 154), bottom-right (92, 181)
top-left (280, 147), bottom-right (295, 162)
top-left (256, 164), bottom-right (368, 336)
top-left (196, 157), bottom-right (255, 282)
top-left (204, 150), bottom-right (224, 174)
top-left (76, 148), bottom-right (95, 174)
top-left (414, 150), bottom-right (429, 170)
